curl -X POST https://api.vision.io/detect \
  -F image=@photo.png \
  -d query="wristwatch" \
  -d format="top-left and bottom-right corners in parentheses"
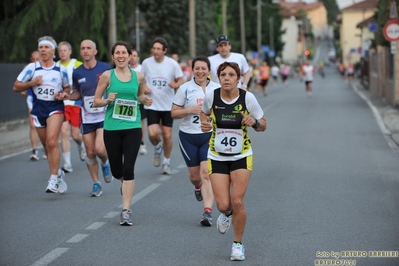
top-left (252, 118), bottom-right (260, 129)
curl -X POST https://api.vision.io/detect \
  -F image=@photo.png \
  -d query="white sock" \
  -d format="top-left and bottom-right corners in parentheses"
top-left (62, 151), bottom-right (71, 165)
top-left (50, 174), bottom-right (58, 180)
top-left (163, 158), bottom-right (170, 165)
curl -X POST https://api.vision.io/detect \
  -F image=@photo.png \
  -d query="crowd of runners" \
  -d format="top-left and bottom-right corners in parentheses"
top-left (13, 35), bottom-right (270, 261)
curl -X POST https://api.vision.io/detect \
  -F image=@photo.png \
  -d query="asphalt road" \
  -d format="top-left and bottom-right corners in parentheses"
top-left (1, 65), bottom-right (399, 266)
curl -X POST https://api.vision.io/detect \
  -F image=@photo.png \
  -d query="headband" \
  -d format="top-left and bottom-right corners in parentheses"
top-left (38, 40), bottom-right (55, 49)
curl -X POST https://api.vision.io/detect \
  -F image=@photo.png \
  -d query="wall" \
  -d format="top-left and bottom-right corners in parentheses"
top-left (307, 5), bottom-right (328, 39)
top-left (340, 9), bottom-right (375, 65)
top-left (281, 18), bottom-right (300, 63)
top-left (0, 64), bottom-right (29, 121)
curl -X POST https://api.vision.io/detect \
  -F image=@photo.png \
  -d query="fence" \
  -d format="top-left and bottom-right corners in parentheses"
top-left (0, 64), bottom-right (28, 122)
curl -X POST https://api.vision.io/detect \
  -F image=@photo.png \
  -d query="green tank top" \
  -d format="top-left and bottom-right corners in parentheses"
top-left (104, 69), bottom-right (141, 130)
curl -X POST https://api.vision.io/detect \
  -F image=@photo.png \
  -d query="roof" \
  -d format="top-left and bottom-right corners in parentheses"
top-left (341, 0), bottom-right (378, 12)
top-left (356, 16), bottom-right (376, 28)
top-left (279, 0), bottom-right (325, 18)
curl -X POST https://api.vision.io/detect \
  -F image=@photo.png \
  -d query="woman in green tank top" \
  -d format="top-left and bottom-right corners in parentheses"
top-left (94, 41), bottom-right (152, 226)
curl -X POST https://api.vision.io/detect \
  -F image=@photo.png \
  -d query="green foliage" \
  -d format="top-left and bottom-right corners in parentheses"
top-left (375, 0), bottom-right (399, 47)
top-left (0, 0), bottom-right (136, 63)
top-left (319, 0), bottom-right (339, 25)
top-left (0, 0), bottom-right (286, 64)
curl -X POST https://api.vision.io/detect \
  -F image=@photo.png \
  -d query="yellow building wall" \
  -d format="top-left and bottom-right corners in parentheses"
top-left (307, 5), bottom-right (328, 38)
top-left (340, 10), bottom-right (375, 65)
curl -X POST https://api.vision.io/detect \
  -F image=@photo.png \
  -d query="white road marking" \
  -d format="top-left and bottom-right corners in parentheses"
top-left (66, 234), bottom-right (89, 243)
top-left (30, 248), bottom-right (69, 266)
top-left (104, 211), bottom-right (120, 218)
top-left (86, 222), bottom-right (105, 230)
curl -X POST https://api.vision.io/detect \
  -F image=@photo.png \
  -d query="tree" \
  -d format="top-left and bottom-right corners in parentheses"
top-left (319, 0), bottom-right (339, 25)
top-left (231, 0), bottom-right (284, 59)
top-left (0, 0), bottom-right (136, 63)
top-left (137, 0), bottom-right (219, 58)
top-left (375, 0), bottom-right (399, 47)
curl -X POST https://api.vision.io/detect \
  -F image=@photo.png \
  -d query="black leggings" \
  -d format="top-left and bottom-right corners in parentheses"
top-left (103, 128), bottom-right (142, 180)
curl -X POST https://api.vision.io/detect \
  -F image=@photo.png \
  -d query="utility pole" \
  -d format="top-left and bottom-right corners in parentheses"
top-left (189, 0), bottom-right (196, 58)
top-left (257, 0), bottom-right (262, 66)
top-left (239, 0), bottom-right (246, 55)
top-left (222, 0), bottom-right (227, 35)
top-left (108, 0), bottom-right (117, 57)
top-left (135, 6), bottom-right (140, 52)
top-left (269, 16), bottom-right (274, 64)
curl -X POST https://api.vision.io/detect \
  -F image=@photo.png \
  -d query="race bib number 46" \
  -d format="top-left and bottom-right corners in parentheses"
top-left (214, 128), bottom-right (243, 154)
top-left (112, 98), bottom-right (138, 121)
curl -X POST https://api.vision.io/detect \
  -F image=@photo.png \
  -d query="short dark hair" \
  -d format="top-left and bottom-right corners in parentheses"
top-left (217, 61), bottom-right (240, 78)
top-left (111, 41), bottom-right (132, 56)
top-left (152, 37), bottom-right (168, 51)
top-left (191, 56), bottom-right (210, 71)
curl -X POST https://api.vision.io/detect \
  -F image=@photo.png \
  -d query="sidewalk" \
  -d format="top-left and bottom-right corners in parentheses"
top-left (1, 82), bottom-right (398, 160)
top-left (352, 81), bottom-right (399, 155)
top-left (0, 117), bottom-right (35, 159)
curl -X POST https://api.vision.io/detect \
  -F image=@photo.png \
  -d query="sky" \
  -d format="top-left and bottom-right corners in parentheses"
top-left (287, 0), bottom-right (364, 10)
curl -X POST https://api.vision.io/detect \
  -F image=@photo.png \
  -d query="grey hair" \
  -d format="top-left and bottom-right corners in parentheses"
top-left (37, 36), bottom-right (58, 49)
top-left (58, 41), bottom-right (72, 51)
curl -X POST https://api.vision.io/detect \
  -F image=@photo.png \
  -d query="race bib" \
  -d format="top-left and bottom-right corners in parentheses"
top-left (151, 78), bottom-right (167, 90)
top-left (214, 128), bottom-right (243, 154)
top-left (35, 86), bottom-right (57, 101)
top-left (83, 96), bottom-right (104, 113)
top-left (112, 98), bottom-right (138, 121)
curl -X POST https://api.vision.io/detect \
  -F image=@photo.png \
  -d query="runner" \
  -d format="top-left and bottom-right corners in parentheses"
top-left (301, 60), bottom-right (316, 97)
top-left (57, 41), bottom-right (86, 173)
top-left (129, 48), bottom-right (148, 155)
top-left (93, 41), bottom-right (152, 226)
top-left (13, 36), bottom-right (69, 194)
top-left (200, 62), bottom-right (266, 261)
top-left (21, 50), bottom-right (41, 161)
top-left (171, 56), bottom-right (219, 226)
top-left (281, 63), bottom-right (291, 85)
top-left (259, 60), bottom-right (270, 96)
top-left (141, 37), bottom-right (184, 174)
top-left (67, 39), bottom-right (113, 197)
top-left (208, 35), bottom-right (250, 90)
top-left (271, 63), bottom-right (280, 84)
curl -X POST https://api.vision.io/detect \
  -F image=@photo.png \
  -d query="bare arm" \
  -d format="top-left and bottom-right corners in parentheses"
top-left (241, 70), bottom-right (251, 90)
top-left (137, 72), bottom-right (152, 106)
top-left (93, 70), bottom-right (111, 107)
top-left (68, 91), bottom-right (82, 101)
top-left (200, 111), bottom-right (212, 132)
top-left (13, 75), bottom-right (42, 92)
top-left (171, 103), bottom-right (201, 119)
top-left (168, 77), bottom-right (185, 90)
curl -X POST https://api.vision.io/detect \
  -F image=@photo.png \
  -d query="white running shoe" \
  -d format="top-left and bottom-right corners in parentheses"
top-left (101, 163), bottom-right (113, 183)
top-left (230, 242), bottom-right (245, 261)
top-left (61, 163), bottom-right (73, 173)
top-left (30, 149), bottom-right (39, 161)
top-left (46, 178), bottom-right (58, 193)
top-left (153, 143), bottom-right (162, 167)
top-left (162, 163), bottom-right (171, 175)
top-left (57, 170), bottom-right (67, 194)
top-left (139, 144), bottom-right (147, 155)
top-left (216, 213), bottom-right (232, 234)
top-left (42, 154), bottom-right (47, 160)
top-left (78, 146), bottom-right (86, 161)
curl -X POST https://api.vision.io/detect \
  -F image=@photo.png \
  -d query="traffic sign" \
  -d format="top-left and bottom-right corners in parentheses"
top-left (389, 0), bottom-right (398, 20)
top-left (262, 45), bottom-right (269, 53)
top-left (383, 21), bottom-right (399, 41)
top-left (368, 23), bottom-right (378, 32)
top-left (268, 50), bottom-right (276, 58)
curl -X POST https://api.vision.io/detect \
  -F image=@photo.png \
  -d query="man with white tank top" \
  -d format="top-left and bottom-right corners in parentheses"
top-left (141, 37), bottom-right (184, 175)
top-left (57, 41), bottom-right (86, 173)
